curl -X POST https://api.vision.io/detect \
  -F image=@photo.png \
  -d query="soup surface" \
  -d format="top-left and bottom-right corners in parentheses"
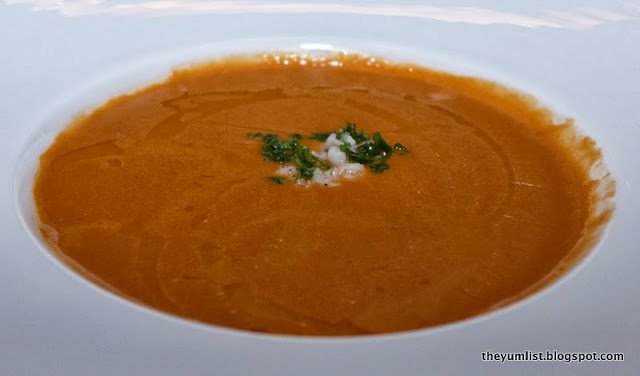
top-left (34, 54), bottom-right (611, 335)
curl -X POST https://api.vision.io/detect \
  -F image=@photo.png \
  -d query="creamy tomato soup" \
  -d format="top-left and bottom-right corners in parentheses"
top-left (33, 54), bottom-right (614, 335)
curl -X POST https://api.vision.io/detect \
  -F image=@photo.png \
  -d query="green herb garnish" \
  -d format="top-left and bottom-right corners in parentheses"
top-left (257, 133), bottom-right (331, 182)
top-left (339, 123), bottom-right (394, 173)
top-left (267, 176), bottom-right (286, 184)
top-left (394, 143), bottom-right (409, 153)
top-left (261, 134), bottom-right (297, 162)
top-left (246, 132), bottom-right (264, 139)
top-left (309, 132), bottom-right (332, 141)
top-left (248, 121), bottom-right (409, 185)
top-left (341, 121), bottom-right (369, 143)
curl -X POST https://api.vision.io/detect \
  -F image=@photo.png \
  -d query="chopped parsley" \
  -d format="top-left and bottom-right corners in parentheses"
top-left (393, 143), bottom-right (409, 153)
top-left (267, 176), bottom-right (286, 184)
top-left (256, 133), bottom-right (331, 180)
top-left (343, 130), bottom-right (393, 173)
top-left (246, 132), bottom-right (264, 139)
top-left (247, 121), bottom-right (409, 185)
top-left (341, 121), bottom-right (370, 143)
top-left (309, 132), bottom-right (332, 141)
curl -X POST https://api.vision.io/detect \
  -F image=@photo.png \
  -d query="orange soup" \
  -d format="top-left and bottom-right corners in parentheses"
top-left (33, 54), bottom-right (613, 335)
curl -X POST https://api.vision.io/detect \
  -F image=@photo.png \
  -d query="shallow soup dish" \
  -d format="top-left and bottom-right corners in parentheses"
top-left (15, 40), bottom-right (616, 338)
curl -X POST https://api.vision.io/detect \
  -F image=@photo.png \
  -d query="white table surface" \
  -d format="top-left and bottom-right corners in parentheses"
top-left (1, 1), bottom-right (639, 375)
